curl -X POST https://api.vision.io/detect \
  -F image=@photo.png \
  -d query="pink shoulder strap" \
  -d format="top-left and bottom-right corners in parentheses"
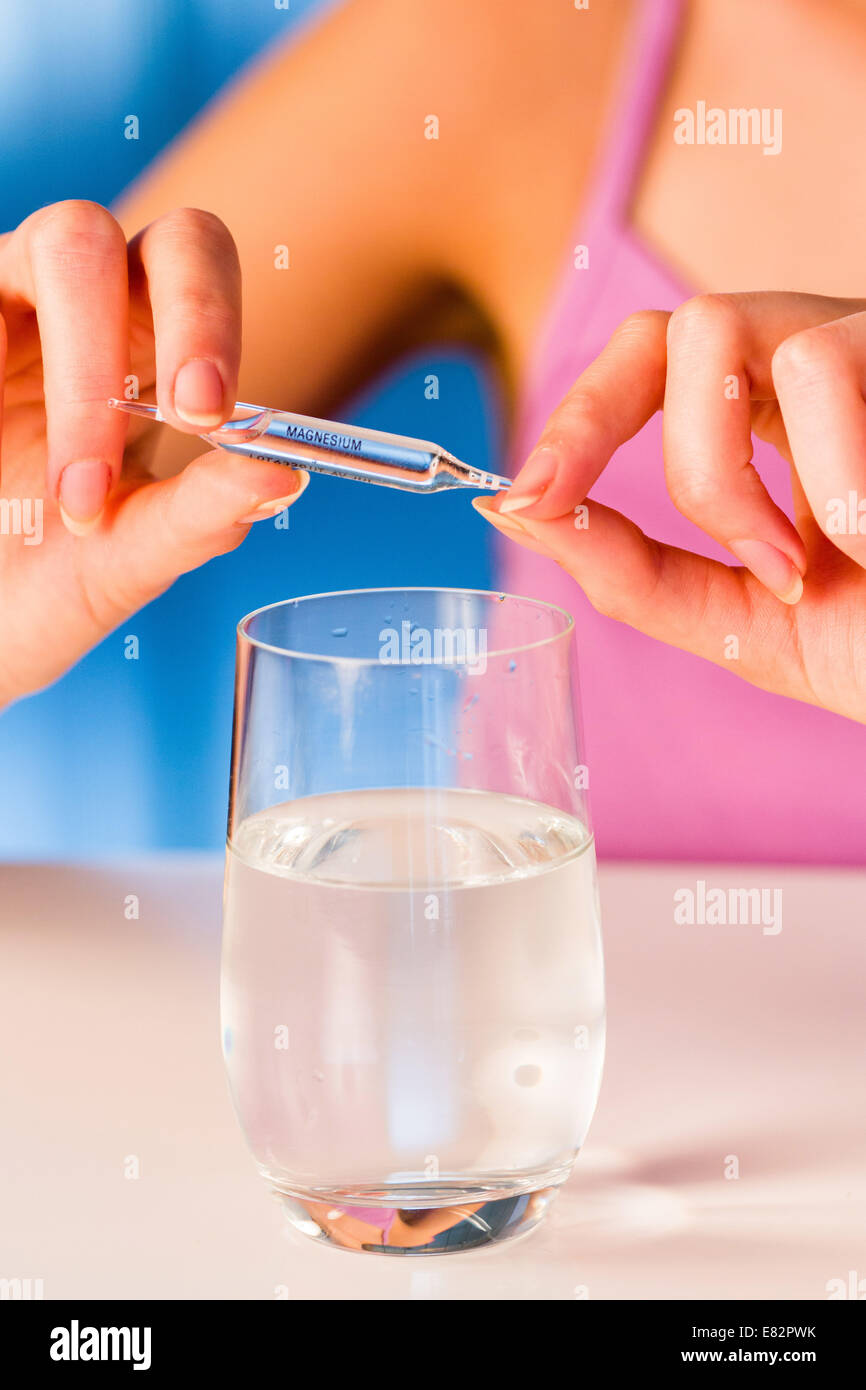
top-left (588, 0), bottom-right (685, 228)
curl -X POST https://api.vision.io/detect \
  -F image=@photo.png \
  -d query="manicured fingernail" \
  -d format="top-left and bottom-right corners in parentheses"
top-left (238, 470), bottom-right (309, 523)
top-left (58, 459), bottom-right (110, 534)
top-left (498, 445), bottom-right (560, 514)
top-left (729, 539), bottom-right (804, 605)
top-left (472, 496), bottom-right (530, 535)
top-left (500, 489), bottom-right (544, 515)
top-left (173, 358), bottom-right (225, 426)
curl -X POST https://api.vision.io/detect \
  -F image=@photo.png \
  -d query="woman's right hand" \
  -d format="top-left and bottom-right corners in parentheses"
top-left (0, 200), bottom-right (308, 705)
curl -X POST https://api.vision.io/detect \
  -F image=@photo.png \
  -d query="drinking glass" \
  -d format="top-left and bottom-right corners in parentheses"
top-left (221, 588), bottom-right (605, 1255)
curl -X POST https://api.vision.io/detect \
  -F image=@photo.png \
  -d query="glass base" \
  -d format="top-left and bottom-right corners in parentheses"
top-left (272, 1183), bottom-right (559, 1255)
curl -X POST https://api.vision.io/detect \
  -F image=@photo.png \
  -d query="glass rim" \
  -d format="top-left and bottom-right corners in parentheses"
top-left (237, 586), bottom-right (575, 665)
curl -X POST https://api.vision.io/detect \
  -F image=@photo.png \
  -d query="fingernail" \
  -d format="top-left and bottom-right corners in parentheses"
top-left (500, 488), bottom-right (545, 515)
top-left (173, 358), bottom-right (225, 426)
top-left (499, 446), bottom-right (560, 514)
top-left (238, 470), bottom-right (309, 523)
top-left (729, 539), bottom-right (805, 605)
top-left (58, 459), bottom-right (110, 534)
top-left (472, 497), bottom-right (530, 535)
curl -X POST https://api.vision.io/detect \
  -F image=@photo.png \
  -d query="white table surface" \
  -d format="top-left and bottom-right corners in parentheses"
top-left (1, 857), bottom-right (863, 1301)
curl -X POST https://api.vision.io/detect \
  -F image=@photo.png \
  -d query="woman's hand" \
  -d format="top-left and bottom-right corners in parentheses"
top-left (475, 292), bottom-right (866, 723)
top-left (0, 200), bottom-right (307, 705)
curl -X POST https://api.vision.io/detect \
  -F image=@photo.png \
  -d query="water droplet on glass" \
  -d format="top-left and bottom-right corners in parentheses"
top-left (514, 1064), bottom-right (542, 1088)
top-left (331, 627), bottom-right (348, 638)
top-left (508, 659), bottom-right (517, 672)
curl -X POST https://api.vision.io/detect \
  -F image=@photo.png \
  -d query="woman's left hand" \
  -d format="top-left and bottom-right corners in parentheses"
top-left (475, 291), bottom-right (866, 723)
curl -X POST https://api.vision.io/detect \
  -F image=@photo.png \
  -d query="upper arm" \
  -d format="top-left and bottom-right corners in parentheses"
top-left (114, 0), bottom-right (463, 417)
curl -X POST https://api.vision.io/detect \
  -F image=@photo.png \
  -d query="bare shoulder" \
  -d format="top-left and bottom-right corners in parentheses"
top-left (120, 0), bottom-right (631, 287)
top-left (398, 0), bottom-right (636, 386)
top-left (114, 0), bottom-right (633, 414)
top-left (252, 0), bottom-right (633, 266)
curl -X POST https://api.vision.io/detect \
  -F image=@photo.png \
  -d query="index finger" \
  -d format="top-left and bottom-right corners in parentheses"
top-left (126, 206), bottom-right (241, 433)
top-left (499, 310), bottom-right (669, 520)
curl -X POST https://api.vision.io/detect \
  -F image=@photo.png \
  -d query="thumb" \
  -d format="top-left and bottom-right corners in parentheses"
top-left (101, 449), bottom-right (308, 608)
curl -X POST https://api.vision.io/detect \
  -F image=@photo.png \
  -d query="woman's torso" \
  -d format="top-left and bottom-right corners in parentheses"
top-left (468, 0), bottom-right (866, 861)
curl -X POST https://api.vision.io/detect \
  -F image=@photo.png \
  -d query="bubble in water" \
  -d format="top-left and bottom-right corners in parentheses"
top-left (514, 1064), bottom-right (542, 1087)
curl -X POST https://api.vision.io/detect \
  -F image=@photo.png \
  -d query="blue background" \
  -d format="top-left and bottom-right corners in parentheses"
top-left (0, 0), bottom-right (502, 857)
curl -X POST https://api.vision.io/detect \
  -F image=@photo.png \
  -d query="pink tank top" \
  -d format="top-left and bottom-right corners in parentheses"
top-left (502, 0), bottom-right (866, 863)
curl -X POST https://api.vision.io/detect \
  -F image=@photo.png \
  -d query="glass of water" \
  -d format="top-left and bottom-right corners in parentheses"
top-left (221, 588), bottom-right (605, 1255)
